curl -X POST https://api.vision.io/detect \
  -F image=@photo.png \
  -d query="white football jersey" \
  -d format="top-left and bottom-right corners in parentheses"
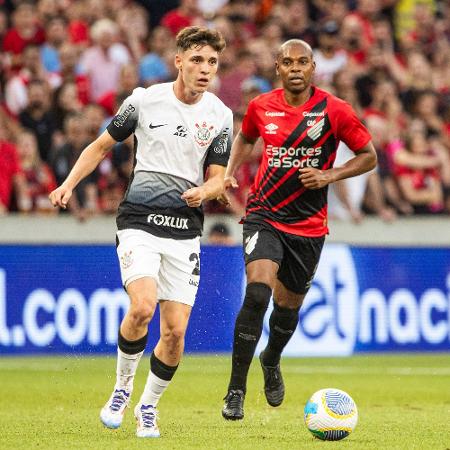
top-left (107, 83), bottom-right (233, 239)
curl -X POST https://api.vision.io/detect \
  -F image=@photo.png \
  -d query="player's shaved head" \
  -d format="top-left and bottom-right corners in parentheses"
top-left (277, 39), bottom-right (313, 59)
top-left (275, 39), bottom-right (316, 100)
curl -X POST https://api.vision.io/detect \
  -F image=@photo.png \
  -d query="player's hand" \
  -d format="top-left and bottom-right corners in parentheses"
top-left (181, 186), bottom-right (205, 208)
top-left (49, 184), bottom-right (73, 209)
top-left (217, 176), bottom-right (239, 206)
top-left (298, 168), bottom-right (331, 189)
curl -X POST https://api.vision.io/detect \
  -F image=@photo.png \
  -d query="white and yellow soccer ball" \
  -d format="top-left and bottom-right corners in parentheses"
top-left (304, 388), bottom-right (358, 441)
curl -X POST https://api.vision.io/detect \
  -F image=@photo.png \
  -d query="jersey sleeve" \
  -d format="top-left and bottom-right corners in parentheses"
top-left (241, 100), bottom-right (260, 140)
top-left (106, 87), bottom-right (143, 142)
top-left (204, 108), bottom-right (233, 167)
top-left (329, 97), bottom-right (371, 152)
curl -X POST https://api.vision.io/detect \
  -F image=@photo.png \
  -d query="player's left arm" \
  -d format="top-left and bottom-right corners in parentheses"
top-left (299, 142), bottom-right (377, 189)
top-left (300, 98), bottom-right (377, 190)
top-left (182, 165), bottom-right (226, 207)
top-left (182, 110), bottom-right (233, 207)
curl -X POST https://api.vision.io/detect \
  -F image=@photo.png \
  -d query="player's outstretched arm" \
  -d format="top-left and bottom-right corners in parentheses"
top-left (299, 142), bottom-right (377, 190)
top-left (49, 130), bottom-right (117, 209)
top-left (181, 165), bottom-right (226, 208)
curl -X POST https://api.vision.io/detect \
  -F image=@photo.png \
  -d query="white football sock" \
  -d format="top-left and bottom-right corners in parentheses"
top-left (138, 370), bottom-right (170, 407)
top-left (114, 347), bottom-right (144, 393)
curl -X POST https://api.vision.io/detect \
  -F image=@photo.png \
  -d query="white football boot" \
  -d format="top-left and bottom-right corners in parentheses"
top-left (100, 389), bottom-right (130, 429)
top-left (134, 404), bottom-right (160, 438)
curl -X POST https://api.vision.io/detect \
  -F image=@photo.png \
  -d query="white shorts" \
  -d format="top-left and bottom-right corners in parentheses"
top-left (116, 229), bottom-right (200, 306)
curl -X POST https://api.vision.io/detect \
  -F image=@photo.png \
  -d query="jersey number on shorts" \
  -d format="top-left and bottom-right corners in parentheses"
top-left (189, 253), bottom-right (200, 275)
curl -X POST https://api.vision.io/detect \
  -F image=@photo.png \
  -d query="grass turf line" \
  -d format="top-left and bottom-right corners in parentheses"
top-left (0, 354), bottom-right (449, 450)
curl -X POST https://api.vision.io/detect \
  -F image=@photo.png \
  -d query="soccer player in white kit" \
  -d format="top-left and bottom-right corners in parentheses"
top-left (49, 26), bottom-right (232, 438)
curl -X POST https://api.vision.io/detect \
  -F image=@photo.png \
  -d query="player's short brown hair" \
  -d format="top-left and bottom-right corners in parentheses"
top-left (176, 26), bottom-right (226, 53)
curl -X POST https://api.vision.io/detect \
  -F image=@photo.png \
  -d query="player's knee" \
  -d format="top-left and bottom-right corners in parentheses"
top-left (161, 326), bottom-right (186, 347)
top-left (275, 295), bottom-right (304, 309)
top-left (243, 282), bottom-right (272, 314)
top-left (129, 300), bottom-right (156, 327)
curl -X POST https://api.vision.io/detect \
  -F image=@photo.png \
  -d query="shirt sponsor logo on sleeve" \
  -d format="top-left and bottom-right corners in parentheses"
top-left (113, 104), bottom-right (135, 127)
top-left (214, 128), bottom-right (229, 154)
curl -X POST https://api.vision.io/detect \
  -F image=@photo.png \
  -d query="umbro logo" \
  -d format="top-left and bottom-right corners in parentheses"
top-left (265, 123), bottom-right (278, 134)
top-left (149, 123), bottom-right (167, 129)
top-left (174, 125), bottom-right (188, 137)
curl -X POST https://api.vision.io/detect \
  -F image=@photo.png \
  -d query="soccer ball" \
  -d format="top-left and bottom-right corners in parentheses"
top-left (304, 388), bottom-right (358, 441)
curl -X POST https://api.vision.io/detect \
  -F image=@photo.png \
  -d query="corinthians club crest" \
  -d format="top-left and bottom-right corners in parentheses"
top-left (194, 121), bottom-right (214, 147)
top-left (120, 250), bottom-right (133, 269)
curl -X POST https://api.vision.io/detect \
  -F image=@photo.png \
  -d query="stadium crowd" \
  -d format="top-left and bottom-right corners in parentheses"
top-left (0, 0), bottom-right (449, 222)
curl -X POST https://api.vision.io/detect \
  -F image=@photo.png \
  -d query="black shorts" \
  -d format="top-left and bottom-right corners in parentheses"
top-left (243, 221), bottom-right (325, 295)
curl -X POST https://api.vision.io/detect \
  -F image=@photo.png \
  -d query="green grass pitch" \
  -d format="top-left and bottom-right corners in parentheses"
top-left (1, 354), bottom-right (449, 449)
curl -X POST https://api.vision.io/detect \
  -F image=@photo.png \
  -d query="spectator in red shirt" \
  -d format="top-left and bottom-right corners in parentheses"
top-left (2, 2), bottom-right (45, 70)
top-left (388, 129), bottom-right (444, 214)
top-left (58, 43), bottom-right (91, 105)
top-left (340, 13), bottom-right (370, 67)
top-left (161, 0), bottom-right (202, 36)
top-left (5, 43), bottom-right (59, 116)
top-left (97, 64), bottom-right (139, 117)
top-left (0, 120), bottom-right (31, 214)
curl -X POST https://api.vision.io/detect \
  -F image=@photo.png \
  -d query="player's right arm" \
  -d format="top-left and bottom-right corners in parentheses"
top-left (225, 98), bottom-right (260, 187)
top-left (49, 131), bottom-right (117, 209)
top-left (50, 88), bottom-right (142, 209)
top-left (216, 131), bottom-right (257, 206)
top-left (224, 130), bottom-right (257, 187)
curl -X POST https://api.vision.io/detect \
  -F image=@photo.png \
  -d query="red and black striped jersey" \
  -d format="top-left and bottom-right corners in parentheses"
top-left (241, 86), bottom-right (371, 237)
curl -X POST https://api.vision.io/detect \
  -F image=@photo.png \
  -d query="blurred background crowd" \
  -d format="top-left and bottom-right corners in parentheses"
top-left (0, 0), bottom-right (449, 235)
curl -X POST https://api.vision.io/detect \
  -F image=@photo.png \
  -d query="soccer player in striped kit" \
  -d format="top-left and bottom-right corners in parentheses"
top-left (221, 39), bottom-right (377, 420)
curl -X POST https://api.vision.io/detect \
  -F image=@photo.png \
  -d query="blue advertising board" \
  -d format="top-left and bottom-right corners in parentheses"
top-left (0, 244), bottom-right (449, 355)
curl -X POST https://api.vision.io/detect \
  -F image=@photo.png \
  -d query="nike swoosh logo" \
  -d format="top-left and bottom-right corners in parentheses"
top-left (149, 123), bottom-right (167, 129)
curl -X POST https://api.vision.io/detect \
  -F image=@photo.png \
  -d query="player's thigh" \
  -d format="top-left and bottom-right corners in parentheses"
top-left (273, 279), bottom-right (305, 309)
top-left (126, 276), bottom-right (158, 309)
top-left (116, 229), bottom-right (161, 290)
top-left (158, 236), bottom-right (200, 307)
top-left (159, 300), bottom-right (192, 338)
top-left (277, 235), bottom-right (325, 297)
top-left (243, 223), bottom-right (282, 287)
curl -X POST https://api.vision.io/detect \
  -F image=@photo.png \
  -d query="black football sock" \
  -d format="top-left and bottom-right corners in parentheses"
top-left (228, 282), bottom-right (272, 393)
top-left (262, 302), bottom-right (300, 366)
top-left (118, 330), bottom-right (148, 354)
